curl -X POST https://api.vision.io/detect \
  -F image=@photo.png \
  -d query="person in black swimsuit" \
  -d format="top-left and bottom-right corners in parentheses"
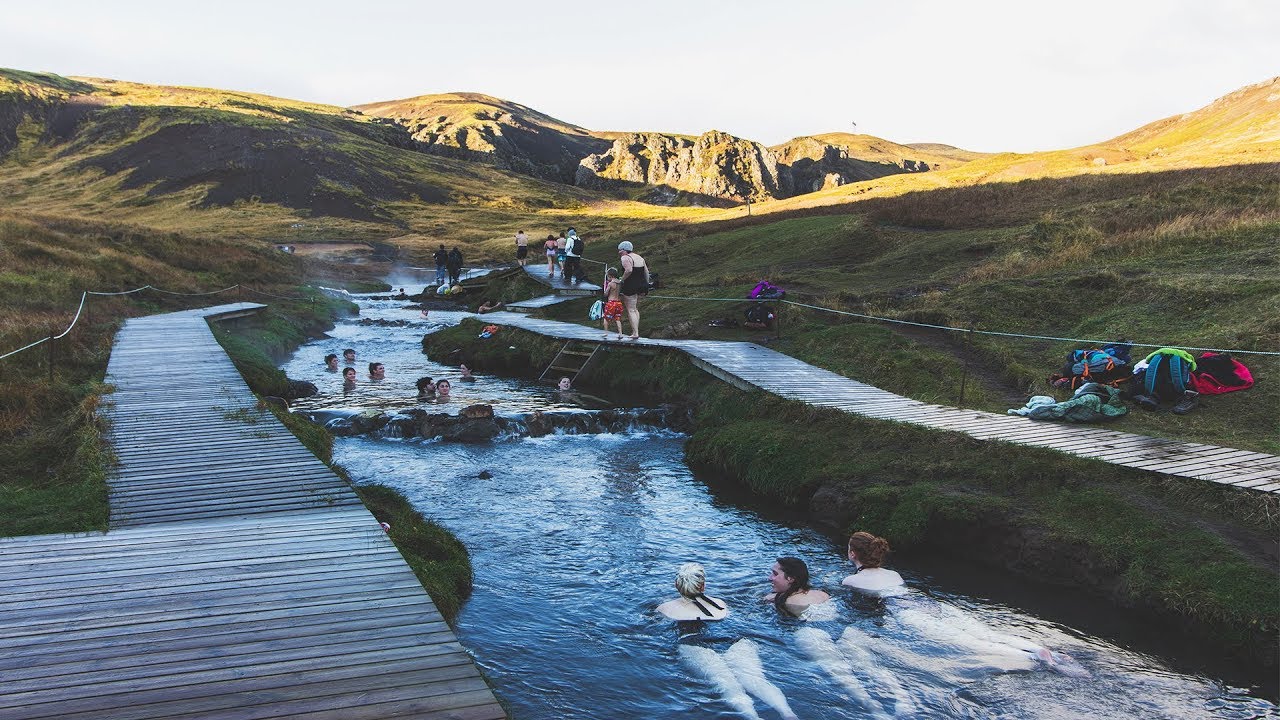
top-left (657, 563), bottom-right (729, 621)
top-left (617, 241), bottom-right (648, 340)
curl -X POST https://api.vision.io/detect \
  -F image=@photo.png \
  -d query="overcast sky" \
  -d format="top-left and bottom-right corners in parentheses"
top-left (3, 0), bottom-right (1276, 152)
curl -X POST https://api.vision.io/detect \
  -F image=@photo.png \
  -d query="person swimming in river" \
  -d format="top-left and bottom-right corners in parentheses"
top-left (657, 563), bottom-right (729, 621)
top-left (477, 299), bottom-right (504, 314)
top-left (415, 376), bottom-right (435, 400)
top-left (434, 379), bottom-right (452, 401)
top-left (842, 531), bottom-right (906, 596)
top-left (324, 353), bottom-right (339, 372)
top-left (342, 367), bottom-right (357, 391)
top-left (765, 557), bottom-right (830, 618)
top-left (835, 530), bottom-right (1088, 678)
top-left (342, 348), bottom-right (356, 365)
top-left (368, 362), bottom-right (385, 381)
top-left (459, 364), bottom-right (477, 382)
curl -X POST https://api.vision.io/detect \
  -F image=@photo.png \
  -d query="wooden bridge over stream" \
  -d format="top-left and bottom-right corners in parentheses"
top-left (0, 304), bottom-right (505, 720)
top-left (483, 307), bottom-right (1280, 493)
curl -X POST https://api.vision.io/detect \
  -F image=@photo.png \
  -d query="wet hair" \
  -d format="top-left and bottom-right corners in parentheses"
top-left (324, 353), bottom-right (337, 364)
top-left (848, 532), bottom-right (891, 569)
top-left (436, 379), bottom-right (452, 391)
top-left (343, 367), bottom-right (356, 378)
top-left (674, 562), bottom-right (724, 618)
top-left (368, 362), bottom-right (383, 374)
top-left (674, 563), bottom-right (706, 598)
top-left (415, 377), bottom-right (434, 393)
top-left (773, 556), bottom-right (812, 612)
top-left (343, 348), bottom-right (356, 358)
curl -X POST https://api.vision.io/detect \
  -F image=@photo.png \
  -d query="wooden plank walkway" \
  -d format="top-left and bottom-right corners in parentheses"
top-left (479, 311), bottom-right (1280, 493)
top-left (520, 264), bottom-right (600, 296)
top-left (0, 304), bottom-right (506, 720)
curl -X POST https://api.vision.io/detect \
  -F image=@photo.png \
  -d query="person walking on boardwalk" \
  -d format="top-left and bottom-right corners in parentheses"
top-left (447, 247), bottom-right (464, 285)
top-left (544, 234), bottom-right (559, 277)
top-left (515, 230), bottom-right (529, 267)
top-left (433, 244), bottom-right (448, 286)
top-left (617, 241), bottom-right (648, 340)
top-left (601, 267), bottom-right (625, 340)
top-left (554, 232), bottom-right (568, 277)
top-left (564, 228), bottom-right (583, 283)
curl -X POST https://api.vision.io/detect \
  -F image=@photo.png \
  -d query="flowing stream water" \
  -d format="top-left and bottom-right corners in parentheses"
top-left (281, 288), bottom-right (1277, 720)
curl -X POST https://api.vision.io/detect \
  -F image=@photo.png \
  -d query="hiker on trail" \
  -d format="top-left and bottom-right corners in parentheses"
top-left (516, 230), bottom-right (529, 266)
top-left (545, 234), bottom-right (559, 277)
top-left (447, 247), bottom-right (464, 285)
top-left (555, 233), bottom-right (568, 277)
top-left (564, 228), bottom-right (583, 284)
top-left (433, 244), bottom-right (448, 286)
top-left (601, 267), bottom-right (625, 340)
top-left (343, 348), bottom-right (356, 364)
top-left (324, 353), bottom-right (339, 372)
top-left (617, 241), bottom-right (648, 340)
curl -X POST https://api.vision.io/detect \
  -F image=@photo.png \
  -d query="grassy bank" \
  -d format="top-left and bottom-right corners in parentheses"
top-left (567, 164), bottom-right (1280, 453)
top-left (0, 212), bottom-right (305, 536)
top-left (214, 306), bottom-right (475, 622)
top-left (426, 319), bottom-right (1279, 662)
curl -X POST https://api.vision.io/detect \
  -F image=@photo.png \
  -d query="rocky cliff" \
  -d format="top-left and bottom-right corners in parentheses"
top-left (576, 130), bottom-right (793, 202)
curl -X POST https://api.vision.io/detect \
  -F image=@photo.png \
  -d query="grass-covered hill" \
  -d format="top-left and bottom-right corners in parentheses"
top-left (352, 92), bottom-right (611, 183)
top-left (583, 161), bottom-right (1279, 455)
top-left (0, 69), bottom-right (633, 258)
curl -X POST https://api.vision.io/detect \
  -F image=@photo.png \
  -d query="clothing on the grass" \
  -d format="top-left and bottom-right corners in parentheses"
top-left (1191, 351), bottom-right (1254, 395)
top-left (1008, 383), bottom-right (1128, 422)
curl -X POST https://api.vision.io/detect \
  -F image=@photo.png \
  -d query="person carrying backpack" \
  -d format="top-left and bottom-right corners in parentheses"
top-left (433, 244), bottom-right (448, 286)
top-left (447, 247), bottom-right (464, 285)
top-left (564, 228), bottom-right (584, 284)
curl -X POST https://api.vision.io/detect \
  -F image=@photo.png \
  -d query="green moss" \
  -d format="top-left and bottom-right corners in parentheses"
top-left (353, 484), bottom-right (473, 622)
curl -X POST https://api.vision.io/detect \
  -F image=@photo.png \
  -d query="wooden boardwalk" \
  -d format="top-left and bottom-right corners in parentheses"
top-left (520, 265), bottom-right (600, 296)
top-left (0, 304), bottom-right (505, 720)
top-left (479, 311), bottom-right (1280, 493)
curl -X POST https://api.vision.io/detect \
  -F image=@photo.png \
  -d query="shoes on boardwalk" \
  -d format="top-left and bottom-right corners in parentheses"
top-left (1132, 394), bottom-right (1160, 411)
top-left (625, 335), bottom-right (640, 341)
top-left (1172, 390), bottom-right (1200, 415)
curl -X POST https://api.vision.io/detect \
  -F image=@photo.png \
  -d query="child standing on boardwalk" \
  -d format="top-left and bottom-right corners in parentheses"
top-left (601, 268), bottom-right (625, 340)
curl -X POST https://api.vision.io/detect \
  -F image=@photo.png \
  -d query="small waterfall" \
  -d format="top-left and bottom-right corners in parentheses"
top-left (297, 406), bottom-right (691, 442)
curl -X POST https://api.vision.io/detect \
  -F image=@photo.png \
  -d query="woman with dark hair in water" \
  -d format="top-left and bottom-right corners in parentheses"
top-left (765, 557), bottom-right (830, 618)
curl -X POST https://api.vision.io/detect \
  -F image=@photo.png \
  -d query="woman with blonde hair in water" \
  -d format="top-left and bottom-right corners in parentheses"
top-left (656, 563), bottom-right (728, 621)
top-left (663, 564), bottom-right (798, 720)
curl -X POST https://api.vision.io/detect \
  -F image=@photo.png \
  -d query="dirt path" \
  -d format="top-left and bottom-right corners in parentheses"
top-left (889, 324), bottom-right (1028, 408)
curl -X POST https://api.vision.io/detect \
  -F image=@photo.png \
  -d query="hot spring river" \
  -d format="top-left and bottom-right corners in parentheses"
top-left (281, 289), bottom-right (1277, 720)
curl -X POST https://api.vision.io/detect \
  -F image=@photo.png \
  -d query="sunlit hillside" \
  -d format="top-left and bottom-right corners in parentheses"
top-left (0, 70), bottom-right (668, 262)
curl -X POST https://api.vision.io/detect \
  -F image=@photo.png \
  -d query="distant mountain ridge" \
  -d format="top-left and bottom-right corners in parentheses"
top-left (1, 67), bottom-right (1274, 236)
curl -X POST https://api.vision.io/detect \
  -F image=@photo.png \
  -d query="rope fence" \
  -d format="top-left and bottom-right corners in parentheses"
top-left (6, 273), bottom-right (1275, 369)
top-left (645, 294), bottom-right (1280, 357)
top-left (0, 283), bottom-right (318, 364)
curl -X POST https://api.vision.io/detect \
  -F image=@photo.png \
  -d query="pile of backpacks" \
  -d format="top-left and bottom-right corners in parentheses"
top-left (1044, 341), bottom-right (1254, 417)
